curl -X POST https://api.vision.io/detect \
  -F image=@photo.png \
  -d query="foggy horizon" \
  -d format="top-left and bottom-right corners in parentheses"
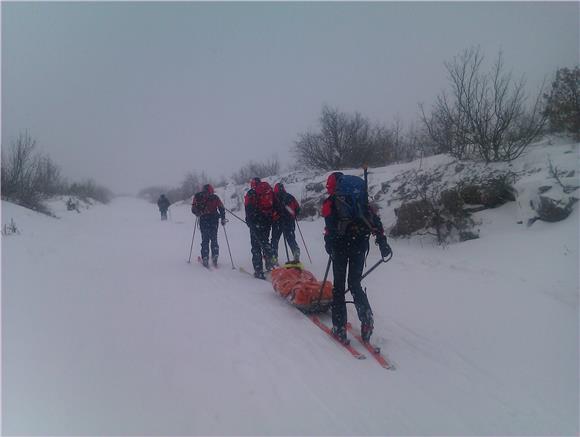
top-left (2, 1), bottom-right (578, 194)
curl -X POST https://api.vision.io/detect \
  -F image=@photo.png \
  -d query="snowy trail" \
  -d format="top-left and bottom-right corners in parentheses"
top-left (2, 197), bottom-right (578, 435)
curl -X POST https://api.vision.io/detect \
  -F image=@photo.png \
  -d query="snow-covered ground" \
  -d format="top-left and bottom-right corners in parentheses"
top-left (2, 146), bottom-right (579, 435)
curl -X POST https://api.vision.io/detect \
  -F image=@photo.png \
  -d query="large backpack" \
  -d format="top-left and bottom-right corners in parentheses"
top-left (334, 175), bottom-right (369, 234)
top-left (255, 181), bottom-right (274, 215)
top-left (192, 192), bottom-right (219, 216)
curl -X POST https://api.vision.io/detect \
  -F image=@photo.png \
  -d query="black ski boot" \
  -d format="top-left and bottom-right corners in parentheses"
top-left (265, 257), bottom-right (276, 272)
top-left (202, 257), bottom-right (209, 268)
top-left (361, 321), bottom-right (373, 343)
top-left (292, 249), bottom-right (301, 264)
top-left (212, 255), bottom-right (218, 267)
top-left (254, 271), bottom-right (266, 280)
top-left (331, 325), bottom-right (349, 345)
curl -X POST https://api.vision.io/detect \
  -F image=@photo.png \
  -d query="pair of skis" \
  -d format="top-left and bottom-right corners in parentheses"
top-left (240, 265), bottom-right (394, 370)
top-left (307, 315), bottom-right (394, 370)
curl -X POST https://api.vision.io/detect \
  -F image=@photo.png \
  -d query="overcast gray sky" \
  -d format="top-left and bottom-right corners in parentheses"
top-left (2, 1), bottom-right (578, 194)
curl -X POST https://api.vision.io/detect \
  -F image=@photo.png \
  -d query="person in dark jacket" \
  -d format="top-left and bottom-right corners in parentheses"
top-left (191, 184), bottom-right (226, 267)
top-left (321, 172), bottom-right (392, 344)
top-left (157, 194), bottom-right (170, 220)
top-left (271, 183), bottom-right (301, 264)
top-left (244, 177), bottom-right (275, 279)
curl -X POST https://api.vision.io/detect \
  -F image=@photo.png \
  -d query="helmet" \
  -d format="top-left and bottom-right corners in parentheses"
top-left (203, 184), bottom-right (214, 195)
top-left (326, 172), bottom-right (343, 195)
top-left (250, 177), bottom-right (261, 190)
top-left (274, 183), bottom-right (285, 194)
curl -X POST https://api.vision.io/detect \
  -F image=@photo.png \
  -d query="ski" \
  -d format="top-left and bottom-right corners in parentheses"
top-left (346, 323), bottom-right (394, 370)
top-left (307, 315), bottom-right (366, 360)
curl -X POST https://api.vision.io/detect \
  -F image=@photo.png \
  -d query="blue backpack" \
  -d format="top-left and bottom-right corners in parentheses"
top-left (334, 175), bottom-right (369, 233)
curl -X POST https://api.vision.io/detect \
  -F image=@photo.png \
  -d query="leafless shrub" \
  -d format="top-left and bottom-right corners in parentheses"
top-left (1, 132), bottom-right (41, 208)
top-left (68, 179), bottom-right (113, 204)
top-left (293, 105), bottom-right (394, 170)
top-left (421, 47), bottom-right (546, 162)
top-left (2, 218), bottom-right (20, 236)
top-left (178, 171), bottom-right (214, 200)
top-left (231, 158), bottom-right (280, 185)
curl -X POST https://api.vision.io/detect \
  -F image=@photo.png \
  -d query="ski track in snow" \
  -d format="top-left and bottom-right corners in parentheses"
top-left (1, 191), bottom-right (578, 435)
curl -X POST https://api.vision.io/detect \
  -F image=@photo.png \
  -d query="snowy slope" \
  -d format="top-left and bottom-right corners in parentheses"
top-left (2, 149), bottom-right (579, 435)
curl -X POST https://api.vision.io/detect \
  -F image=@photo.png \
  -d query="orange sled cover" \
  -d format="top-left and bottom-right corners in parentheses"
top-left (271, 265), bottom-right (333, 312)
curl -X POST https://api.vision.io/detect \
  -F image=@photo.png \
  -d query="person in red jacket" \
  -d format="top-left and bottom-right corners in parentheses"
top-left (271, 183), bottom-right (301, 264)
top-left (321, 172), bottom-right (391, 344)
top-left (244, 177), bottom-right (275, 279)
top-left (191, 184), bottom-right (226, 268)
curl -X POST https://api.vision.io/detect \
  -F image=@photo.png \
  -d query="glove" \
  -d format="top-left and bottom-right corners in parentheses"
top-left (221, 218), bottom-right (228, 226)
top-left (377, 236), bottom-right (392, 259)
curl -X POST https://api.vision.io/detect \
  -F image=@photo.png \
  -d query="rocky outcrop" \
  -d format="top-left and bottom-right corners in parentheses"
top-left (390, 200), bottom-right (432, 236)
top-left (532, 196), bottom-right (577, 223)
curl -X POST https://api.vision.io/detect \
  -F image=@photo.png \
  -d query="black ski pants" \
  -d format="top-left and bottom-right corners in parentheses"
top-left (199, 215), bottom-right (219, 260)
top-left (271, 219), bottom-right (300, 261)
top-left (159, 208), bottom-right (168, 220)
top-left (330, 236), bottom-right (373, 329)
top-left (249, 220), bottom-right (273, 273)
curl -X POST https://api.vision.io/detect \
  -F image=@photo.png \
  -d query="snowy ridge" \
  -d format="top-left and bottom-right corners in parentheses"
top-left (210, 137), bottom-right (579, 239)
top-left (1, 139), bottom-right (578, 435)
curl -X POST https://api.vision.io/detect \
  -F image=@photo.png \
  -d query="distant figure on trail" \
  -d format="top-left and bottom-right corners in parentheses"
top-left (191, 184), bottom-right (226, 268)
top-left (271, 183), bottom-right (301, 264)
top-left (321, 172), bottom-right (392, 345)
top-left (244, 177), bottom-right (275, 279)
top-left (157, 194), bottom-right (170, 221)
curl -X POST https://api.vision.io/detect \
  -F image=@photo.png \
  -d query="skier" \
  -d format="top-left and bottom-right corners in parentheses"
top-left (321, 172), bottom-right (392, 344)
top-left (271, 183), bottom-right (301, 264)
top-left (191, 184), bottom-right (226, 268)
top-left (244, 177), bottom-right (275, 279)
top-left (157, 194), bottom-right (170, 220)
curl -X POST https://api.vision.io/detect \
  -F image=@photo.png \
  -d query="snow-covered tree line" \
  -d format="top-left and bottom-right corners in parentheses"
top-left (1, 132), bottom-right (113, 213)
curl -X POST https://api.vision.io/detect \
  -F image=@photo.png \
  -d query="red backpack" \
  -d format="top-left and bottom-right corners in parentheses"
top-left (255, 181), bottom-right (274, 215)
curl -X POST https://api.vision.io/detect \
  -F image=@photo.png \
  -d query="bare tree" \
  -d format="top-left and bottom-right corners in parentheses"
top-left (421, 47), bottom-right (546, 162)
top-left (231, 158), bottom-right (280, 184)
top-left (293, 105), bottom-right (393, 170)
top-left (34, 155), bottom-right (65, 196)
top-left (1, 132), bottom-right (45, 208)
top-left (179, 171), bottom-right (214, 200)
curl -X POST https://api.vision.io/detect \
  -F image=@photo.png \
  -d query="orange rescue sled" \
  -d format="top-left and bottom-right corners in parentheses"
top-left (271, 263), bottom-right (333, 313)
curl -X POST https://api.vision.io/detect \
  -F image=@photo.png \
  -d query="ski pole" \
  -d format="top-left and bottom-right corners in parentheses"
top-left (283, 233), bottom-right (290, 263)
top-left (222, 223), bottom-right (236, 269)
top-left (295, 219), bottom-right (312, 264)
top-left (187, 216), bottom-right (199, 263)
top-left (344, 253), bottom-right (392, 293)
top-left (315, 255), bottom-right (333, 310)
top-left (224, 207), bottom-right (247, 225)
